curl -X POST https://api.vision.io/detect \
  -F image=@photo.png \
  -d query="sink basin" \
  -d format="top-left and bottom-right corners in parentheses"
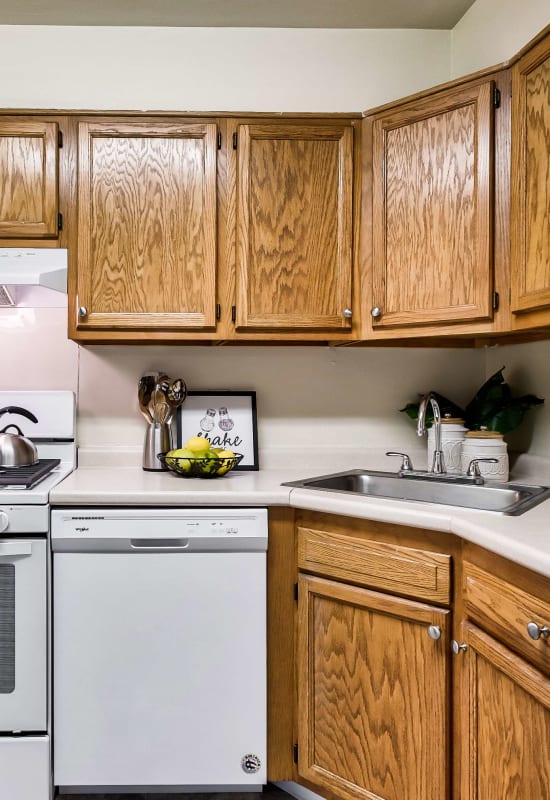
top-left (283, 470), bottom-right (550, 515)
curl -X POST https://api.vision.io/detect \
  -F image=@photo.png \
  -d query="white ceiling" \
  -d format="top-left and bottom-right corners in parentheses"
top-left (0, 0), bottom-right (476, 29)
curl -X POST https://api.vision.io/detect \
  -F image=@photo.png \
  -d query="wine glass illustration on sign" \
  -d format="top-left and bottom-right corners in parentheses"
top-left (199, 408), bottom-right (216, 432)
top-left (218, 407), bottom-right (234, 431)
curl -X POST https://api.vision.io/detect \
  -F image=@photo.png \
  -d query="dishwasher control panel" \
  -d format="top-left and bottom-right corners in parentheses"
top-left (51, 508), bottom-right (268, 552)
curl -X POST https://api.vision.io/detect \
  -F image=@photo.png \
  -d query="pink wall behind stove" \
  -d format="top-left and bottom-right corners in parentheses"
top-left (0, 301), bottom-right (78, 392)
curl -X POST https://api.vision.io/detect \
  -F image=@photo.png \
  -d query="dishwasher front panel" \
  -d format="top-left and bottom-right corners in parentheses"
top-left (53, 550), bottom-right (266, 788)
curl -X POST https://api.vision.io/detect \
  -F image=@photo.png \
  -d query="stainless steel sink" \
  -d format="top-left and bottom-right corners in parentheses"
top-left (283, 470), bottom-right (550, 515)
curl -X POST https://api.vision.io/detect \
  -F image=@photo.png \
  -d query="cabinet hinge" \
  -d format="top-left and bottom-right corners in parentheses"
top-left (493, 87), bottom-right (501, 108)
top-left (58, 130), bottom-right (63, 148)
top-left (216, 303), bottom-right (221, 321)
top-left (57, 212), bottom-right (63, 231)
top-left (231, 305), bottom-right (236, 323)
top-left (232, 132), bottom-right (238, 150)
top-left (294, 582), bottom-right (298, 602)
top-left (217, 130), bottom-right (222, 150)
top-left (293, 744), bottom-right (298, 764)
top-left (492, 291), bottom-right (500, 311)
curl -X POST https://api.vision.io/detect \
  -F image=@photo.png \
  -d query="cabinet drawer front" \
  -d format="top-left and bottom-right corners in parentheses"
top-left (297, 526), bottom-right (451, 604)
top-left (464, 561), bottom-right (550, 673)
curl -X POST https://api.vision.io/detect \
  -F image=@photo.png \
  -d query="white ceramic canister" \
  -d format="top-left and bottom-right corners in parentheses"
top-left (427, 417), bottom-right (468, 473)
top-left (460, 429), bottom-right (509, 482)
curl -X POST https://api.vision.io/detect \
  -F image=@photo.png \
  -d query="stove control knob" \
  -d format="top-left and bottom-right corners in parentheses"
top-left (0, 511), bottom-right (9, 533)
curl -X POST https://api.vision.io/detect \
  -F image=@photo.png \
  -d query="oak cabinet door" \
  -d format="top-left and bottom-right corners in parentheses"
top-left (75, 119), bottom-right (217, 332)
top-left (235, 123), bottom-right (354, 331)
top-left (458, 622), bottom-right (550, 800)
top-left (297, 574), bottom-right (450, 800)
top-left (511, 31), bottom-right (550, 318)
top-left (368, 81), bottom-right (494, 330)
top-left (0, 118), bottom-right (59, 238)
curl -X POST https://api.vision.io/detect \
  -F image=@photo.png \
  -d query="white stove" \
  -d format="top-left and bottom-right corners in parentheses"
top-left (0, 391), bottom-right (75, 800)
top-left (0, 391), bottom-right (75, 510)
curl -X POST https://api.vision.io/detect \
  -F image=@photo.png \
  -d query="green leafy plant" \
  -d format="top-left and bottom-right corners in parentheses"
top-left (400, 367), bottom-right (544, 435)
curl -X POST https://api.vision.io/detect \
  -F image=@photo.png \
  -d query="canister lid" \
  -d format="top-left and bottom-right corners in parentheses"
top-left (465, 428), bottom-right (503, 439)
top-left (441, 417), bottom-right (464, 424)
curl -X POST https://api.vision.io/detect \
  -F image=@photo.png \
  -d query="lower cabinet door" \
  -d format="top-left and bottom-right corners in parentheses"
top-left (458, 622), bottom-right (550, 799)
top-left (297, 574), bottom-right (451, 800)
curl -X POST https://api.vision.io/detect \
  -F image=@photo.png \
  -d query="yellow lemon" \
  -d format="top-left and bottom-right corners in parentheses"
top-left (184, 436), bottom-right (211, 454)
top-left (217, 450), bottom-right (236, 475)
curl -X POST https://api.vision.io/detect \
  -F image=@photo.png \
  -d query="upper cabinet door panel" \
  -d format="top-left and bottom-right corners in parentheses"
top-left (76, 120), bottom-right (217, 330)
top-left (236, 123), bottom-right (354, 330)
top-left (511, 34), bottom-right (550, 315)
top-left (0, 119), bottom-right (59, 238)
top-left (371, 82), bottom-right (494, 328)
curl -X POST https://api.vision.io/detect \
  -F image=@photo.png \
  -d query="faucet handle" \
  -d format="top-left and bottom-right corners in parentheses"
top-left (466, 458), bottom-right (499, 478)
top-left (386, 452), bottom-right (414, 472)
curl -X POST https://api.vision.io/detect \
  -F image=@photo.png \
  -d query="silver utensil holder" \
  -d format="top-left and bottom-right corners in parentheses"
top-left (143, 422), bottom-right (172, 471)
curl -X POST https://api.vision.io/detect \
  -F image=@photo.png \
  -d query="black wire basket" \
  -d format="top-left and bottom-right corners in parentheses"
top-left (158, 452), bottom-right (243, 478)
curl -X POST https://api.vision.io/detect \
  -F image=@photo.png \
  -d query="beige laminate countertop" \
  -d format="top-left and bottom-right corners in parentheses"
top-left (50, 464), bottom-right (550, 579)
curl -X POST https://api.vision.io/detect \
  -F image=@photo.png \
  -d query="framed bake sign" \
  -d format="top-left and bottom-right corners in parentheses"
top-left (176, 391), bottom-right (259, 470)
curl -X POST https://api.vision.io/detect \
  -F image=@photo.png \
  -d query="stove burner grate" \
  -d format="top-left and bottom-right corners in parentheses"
top-left (0, 459), bottom-right (61, 489)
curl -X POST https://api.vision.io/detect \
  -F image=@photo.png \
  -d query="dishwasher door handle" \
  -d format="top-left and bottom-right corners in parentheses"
top-left (130, 538), bottom-right (190, 550)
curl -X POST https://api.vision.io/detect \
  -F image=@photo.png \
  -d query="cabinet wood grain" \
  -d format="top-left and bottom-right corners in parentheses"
top-left (235, 123), bottom-right (354, 331)
top-left (365, 80), bottom-right (495, 332)
top-left (0, 118), bottom-right (59, 238)
top-left (459, 622), bottom-right (550, 800)
top-left (75, 119), bottom-right (217, 332)
top-left (297, 574), bottom-right (450, 800)
top-left (464, 560), bottom-right (550, 674)
top-left (511, 30), bottom-right (550, 325)
top-left (297, 526), bottom-right (451, 604)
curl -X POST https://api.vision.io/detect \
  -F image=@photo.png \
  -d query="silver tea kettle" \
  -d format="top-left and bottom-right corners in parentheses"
top-left (0, 406), bottom-right (39, 467)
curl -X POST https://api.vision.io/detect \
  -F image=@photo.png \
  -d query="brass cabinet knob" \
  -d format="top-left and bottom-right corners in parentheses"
top-left (370, 306), bottom-right (382, 319)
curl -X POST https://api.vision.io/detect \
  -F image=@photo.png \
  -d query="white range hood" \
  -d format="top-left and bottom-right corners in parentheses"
top-left (0, 248), bottom-right (67, 293)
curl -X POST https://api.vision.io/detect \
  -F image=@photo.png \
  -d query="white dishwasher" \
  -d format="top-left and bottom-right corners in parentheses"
top-left (51, 507), bottom-right (267, 792)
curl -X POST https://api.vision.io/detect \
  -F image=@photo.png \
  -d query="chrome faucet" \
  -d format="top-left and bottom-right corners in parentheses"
top-left (417, 392), bottom-right (446, 474)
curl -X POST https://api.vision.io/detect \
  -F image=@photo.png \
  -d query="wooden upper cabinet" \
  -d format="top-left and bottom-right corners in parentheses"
top-left (234, 122), bottom-right (354, 332)
top-left (74, 119), bottom-right (218, 333)
top-left (365, 81), bottom-right (495, 332)
top-left (510, 30), bottom-right (550, 324)
top-left (458, 622), bottom-right (550, 799)
top-left (0, 118), bottom-right (59, 238)
top-left (297, 573), bottom-right (450, 800)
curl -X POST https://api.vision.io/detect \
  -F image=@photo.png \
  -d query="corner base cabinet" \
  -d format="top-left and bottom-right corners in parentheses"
top-left (458, 622), bottom-right (550, 799)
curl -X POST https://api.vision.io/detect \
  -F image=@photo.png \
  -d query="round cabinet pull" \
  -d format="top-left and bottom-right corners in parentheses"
top-left (370, 306), bottom-right (382, 319)
top-left (427, 625), bottom-right (441, 640)
top-left (0, 512), bottom-right (8, 533)
top-left (78, 306), bottom-right (88, 319)
top-left (526, 621), bottom-right (550, 641)
top-left (343, 308), bottom-right (353, 319)
top-left (451, 640), bottom-right (468, 655)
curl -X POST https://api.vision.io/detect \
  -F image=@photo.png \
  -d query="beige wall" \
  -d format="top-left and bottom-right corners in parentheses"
top-left (451, 0), bottom-right (549, 76)
top-left (0, 25), bottom-right (450, 112)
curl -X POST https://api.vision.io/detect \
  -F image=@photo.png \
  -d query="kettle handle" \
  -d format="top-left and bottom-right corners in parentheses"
top-left (0, 406), bottom-right (38, 423)
top-left (0, 424), bottom-right (24, 435)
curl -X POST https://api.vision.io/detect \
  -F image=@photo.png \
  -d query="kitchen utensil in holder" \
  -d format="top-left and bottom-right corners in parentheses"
top-left (143, 421), bottom-right (173, 471)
